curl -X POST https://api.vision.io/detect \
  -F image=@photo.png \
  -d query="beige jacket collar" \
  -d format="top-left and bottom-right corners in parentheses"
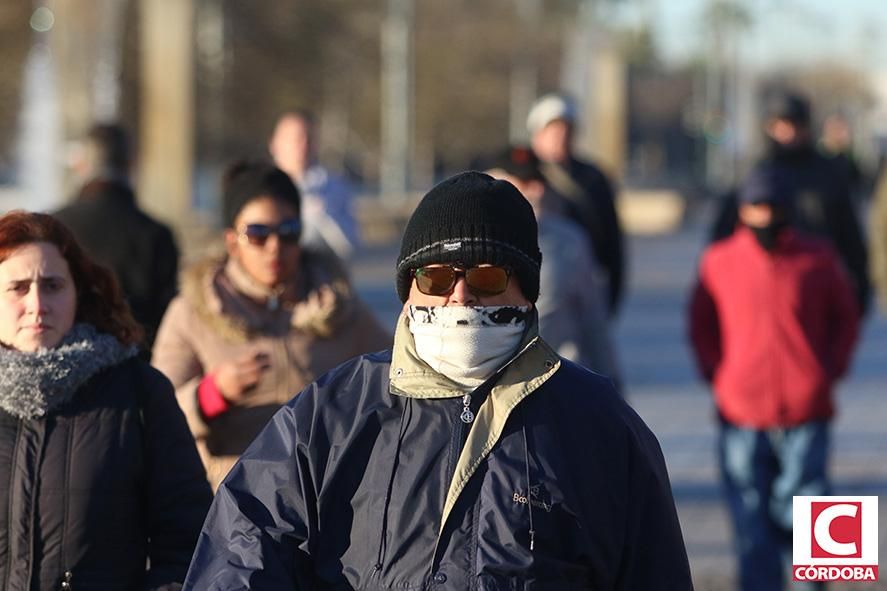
top-left (388, 310), bottom-right (561, 537)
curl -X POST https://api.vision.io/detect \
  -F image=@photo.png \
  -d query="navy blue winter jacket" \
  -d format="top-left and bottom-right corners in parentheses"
top-left (185, 321), bottom-right (692, 590)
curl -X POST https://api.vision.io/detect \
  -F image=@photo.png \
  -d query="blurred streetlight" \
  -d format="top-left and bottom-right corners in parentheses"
top-left (380, 0), bottom-right (413, 202)
top-left (702, 0), bottom-right (751, 189)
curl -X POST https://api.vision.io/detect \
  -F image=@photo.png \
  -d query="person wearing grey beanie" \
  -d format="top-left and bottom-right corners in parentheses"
top-left (184, 171), bottom-right (692, 591)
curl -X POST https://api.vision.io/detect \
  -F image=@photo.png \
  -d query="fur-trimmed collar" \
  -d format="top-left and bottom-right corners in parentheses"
top-left (180, 248), bottom-right (356, 343)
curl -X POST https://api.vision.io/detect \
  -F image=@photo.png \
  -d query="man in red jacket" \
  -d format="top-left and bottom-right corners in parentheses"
top-left (689, 164), bottom-right (859, 591)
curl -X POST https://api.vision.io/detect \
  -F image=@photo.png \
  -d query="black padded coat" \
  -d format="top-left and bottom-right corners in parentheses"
top-left (0, 358), bottom-right (212, 590)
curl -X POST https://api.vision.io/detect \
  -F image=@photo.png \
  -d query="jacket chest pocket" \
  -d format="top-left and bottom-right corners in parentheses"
top-left (476, 445), bottom-right (590, 585)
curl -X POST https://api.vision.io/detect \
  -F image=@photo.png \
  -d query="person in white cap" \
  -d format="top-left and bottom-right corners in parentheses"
top-left (527, 93), bottom-right (626, 316)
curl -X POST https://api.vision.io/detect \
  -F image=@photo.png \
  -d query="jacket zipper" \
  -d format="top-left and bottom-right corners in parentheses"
top-left (61, 415), bottom-right (75, 589)
top-left (25, 420), bottom-right (47, 590)
top-left (419, 338), bottom-right (538, 584)
top-left (3, 422), bottom-right (23, 590)
top-left (428, 389), bottom-right (489, 583)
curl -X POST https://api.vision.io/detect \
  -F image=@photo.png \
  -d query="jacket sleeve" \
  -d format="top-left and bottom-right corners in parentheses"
top-left (597, 178), bottom-right (625, 317)
top-left (824, 189), bottom-right (870, 316)
top-left (152, 297), bottom-right (209, 438)
top-left (688, 261), bottom-right (721, 383)
top-left (823, 252), bottom-right (860, 380)
top-left (572, 233), bottom-right (618, 380)
top-left (615, 410), bottom-right (694, 590)
top-left (709, 192), bottom-right (739, 243)
top-left (548, 162), bottom-right (624, 316)
top-left (139, 363), bottom-right (213, 589)
top-left (183, 401), bottom-right (316, 589)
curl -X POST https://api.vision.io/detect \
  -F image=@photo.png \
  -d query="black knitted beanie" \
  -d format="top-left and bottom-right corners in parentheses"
top-left (222, 160), bottom-right (301, 228)
top-left (396, 171), bottom-right (542, 302)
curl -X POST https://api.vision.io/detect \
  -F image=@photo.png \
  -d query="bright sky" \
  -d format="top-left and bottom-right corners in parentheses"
top-left (607, 0), bottom-right (886, 72)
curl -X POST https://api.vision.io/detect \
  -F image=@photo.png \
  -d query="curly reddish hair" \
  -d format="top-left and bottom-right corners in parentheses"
top-left (0, 211), bottom-right (143, 346)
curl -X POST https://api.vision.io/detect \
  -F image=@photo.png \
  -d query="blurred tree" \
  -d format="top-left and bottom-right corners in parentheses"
top-left (4, 0), bottom-right (596, 202)
top-left (205, 0), bottom-right (382, 167)
top-left (702, 0), bottom-right (751, 33)
top-left (413, 0), bottom-right (567, 177)
top-left (0, 3), bottom-right (33, 181)
top-left (188, 0), bottom-right (574, 186)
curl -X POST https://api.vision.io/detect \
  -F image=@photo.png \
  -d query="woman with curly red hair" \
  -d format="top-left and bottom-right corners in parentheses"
top-left (0, 211), bottom-right (211, 590)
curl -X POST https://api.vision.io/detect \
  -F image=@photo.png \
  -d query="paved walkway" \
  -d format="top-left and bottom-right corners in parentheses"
top-left (351, 219), bottom-right (887, 590)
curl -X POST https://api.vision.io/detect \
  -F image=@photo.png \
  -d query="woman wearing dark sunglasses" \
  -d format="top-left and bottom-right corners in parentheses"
top-left (152, 161), bottom-right (389, 491)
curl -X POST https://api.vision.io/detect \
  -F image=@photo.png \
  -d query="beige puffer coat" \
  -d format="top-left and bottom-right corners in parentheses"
top-left (152, 249), bottom-right (390, 490)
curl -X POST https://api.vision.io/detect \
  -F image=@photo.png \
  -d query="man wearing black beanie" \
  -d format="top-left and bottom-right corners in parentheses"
top-left (185, 172), bottom-right (693, 590)
top-left (395, 171), bottom-right (542, 303)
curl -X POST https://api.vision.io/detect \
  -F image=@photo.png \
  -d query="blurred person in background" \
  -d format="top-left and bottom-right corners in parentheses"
top-left (709, 91), bottom-right (870, 315)
top-left (689, 165), bottom-right (860, 591)
top-left (0, 211), bottom-right (211, 590)
top-left (527, 93), bottom-right (625, 317)
top-left (152, 161), bottom-right (388, 490)
top-left (818, 112), bottom-right (867, 201)
top-left (184, 171), bottom-right (692, 590)
top-left (54, 123), bottom-right (179, 352)
top-left (485, 144), bottom-right (620, 384)
top-left (269, 110), bottom-right (359, 261)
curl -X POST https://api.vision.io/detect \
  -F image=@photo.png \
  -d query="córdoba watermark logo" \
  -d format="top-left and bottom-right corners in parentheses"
top-left (793, 496), bottom-right (879, 583)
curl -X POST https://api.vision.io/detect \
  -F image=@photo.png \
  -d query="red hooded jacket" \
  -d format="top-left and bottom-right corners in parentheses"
top-left (689, 227), bottom-right (859, 428)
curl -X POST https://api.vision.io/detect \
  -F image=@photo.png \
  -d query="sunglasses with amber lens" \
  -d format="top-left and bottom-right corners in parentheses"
top-left (413, 264), bottom-right (512, 297)
top-left (238, 219), bottom-right (302, 246)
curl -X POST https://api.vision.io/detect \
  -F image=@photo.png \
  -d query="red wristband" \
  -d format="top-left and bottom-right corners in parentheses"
top-left (197, 374), bottom-right (230, 420)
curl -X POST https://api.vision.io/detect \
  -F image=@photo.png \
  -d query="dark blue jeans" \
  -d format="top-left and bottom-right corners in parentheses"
top-left (719, 420), bottom-right (830, 591)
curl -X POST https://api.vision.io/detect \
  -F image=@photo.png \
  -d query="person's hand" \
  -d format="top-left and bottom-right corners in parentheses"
top-left (151, 584), bottom-right (182, 591)
top-left (212, 351), bottom-right (271, 403)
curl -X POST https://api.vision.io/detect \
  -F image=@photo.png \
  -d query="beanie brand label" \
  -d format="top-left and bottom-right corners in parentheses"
top-left (443, 241), bottom-right (462, 252)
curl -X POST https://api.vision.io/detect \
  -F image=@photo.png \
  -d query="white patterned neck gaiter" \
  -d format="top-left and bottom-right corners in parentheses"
top-left (407, 305), bottom-right (529, 389)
